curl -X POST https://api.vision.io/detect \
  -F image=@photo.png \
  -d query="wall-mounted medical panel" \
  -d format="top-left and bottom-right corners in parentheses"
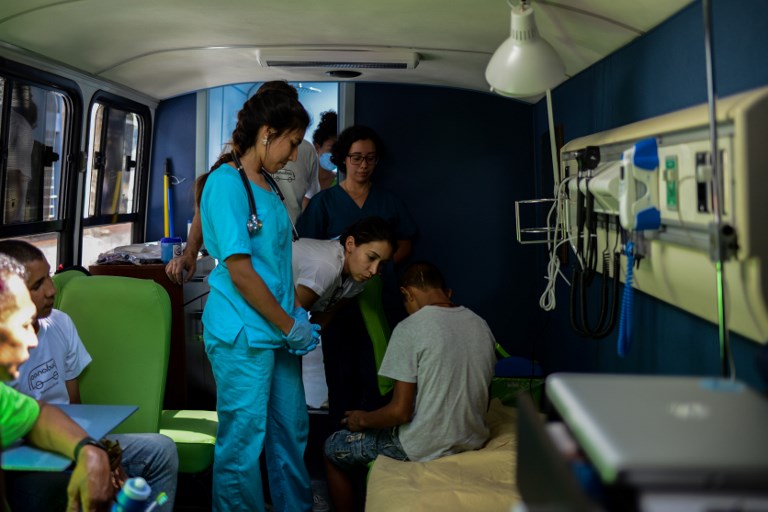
top-left (560, 86), bottom-right (768, 343)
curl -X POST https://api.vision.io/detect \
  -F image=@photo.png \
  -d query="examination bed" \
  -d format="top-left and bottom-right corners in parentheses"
top-left (365, 398), bottom-right (521, 511)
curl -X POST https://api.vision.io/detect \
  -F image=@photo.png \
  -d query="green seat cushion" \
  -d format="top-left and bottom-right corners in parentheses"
top-left (160, 410), bottom-right (218, 473)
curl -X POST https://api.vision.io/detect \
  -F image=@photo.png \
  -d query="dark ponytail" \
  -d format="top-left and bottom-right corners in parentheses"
top-left (195, 84), bottom-right (310, 207)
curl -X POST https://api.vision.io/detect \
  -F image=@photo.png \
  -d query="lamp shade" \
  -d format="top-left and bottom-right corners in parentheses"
top-left (485, 3), bottom-right (565, 97)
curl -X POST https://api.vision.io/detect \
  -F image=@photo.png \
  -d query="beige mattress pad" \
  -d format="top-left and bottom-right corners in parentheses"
top-left (366, 399), bottom-right (521, 512)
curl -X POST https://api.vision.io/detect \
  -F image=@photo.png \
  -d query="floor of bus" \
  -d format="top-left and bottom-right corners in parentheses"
top-left (174, 408), bottom-right (333, 511)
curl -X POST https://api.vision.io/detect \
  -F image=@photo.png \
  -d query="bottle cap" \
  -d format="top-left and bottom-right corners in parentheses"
top-left (123, 477), bottom-right (151, 499)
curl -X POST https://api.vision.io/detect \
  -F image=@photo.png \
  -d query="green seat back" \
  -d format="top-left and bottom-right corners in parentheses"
top-left (358, 275), bottom-right (394, 396)
top-left (57, 275), bottom-right (171, 434)
top-left (51, 268), bottom-right (89, 309)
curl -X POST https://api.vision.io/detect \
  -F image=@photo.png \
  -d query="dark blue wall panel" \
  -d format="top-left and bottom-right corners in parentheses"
top-left (353, 83), bottom-right (541, 357)
top-left (147, 93), bottom-right (197, 243)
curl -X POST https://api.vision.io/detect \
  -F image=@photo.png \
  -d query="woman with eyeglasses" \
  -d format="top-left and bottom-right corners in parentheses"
top-left (296, 125), bottom-right (417, 430)
top-left (297, 125), bottom-right (415, 264)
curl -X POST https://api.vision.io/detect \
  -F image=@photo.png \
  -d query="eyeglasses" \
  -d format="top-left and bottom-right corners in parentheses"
top-left (347, 153), bottom-right (378, 165)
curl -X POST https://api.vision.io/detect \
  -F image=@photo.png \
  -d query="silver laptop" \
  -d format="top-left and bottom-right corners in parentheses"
top-left (546, 373), bottom-right (768, 490)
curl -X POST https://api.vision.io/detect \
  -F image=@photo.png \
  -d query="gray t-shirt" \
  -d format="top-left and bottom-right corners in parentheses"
top-left (272, 139), bottom-right (320, 224)
top-left (379, 305), bottom-right (496, 461)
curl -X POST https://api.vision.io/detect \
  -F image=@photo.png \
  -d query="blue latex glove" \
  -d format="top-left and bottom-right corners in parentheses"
top-left (287, 338), bottom-right (319, 356)
top-left (284, 307), bottom-right (320, 355)
top-left (293, 305), bottom-right (309, 320)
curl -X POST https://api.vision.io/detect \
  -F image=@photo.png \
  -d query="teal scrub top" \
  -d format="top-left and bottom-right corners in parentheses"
top-left (201, 164), bottom-right (294, 348)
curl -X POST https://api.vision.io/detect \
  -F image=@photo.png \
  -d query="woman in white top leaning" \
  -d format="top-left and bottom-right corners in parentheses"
top-left (293, 216), bottom-right (397, 409)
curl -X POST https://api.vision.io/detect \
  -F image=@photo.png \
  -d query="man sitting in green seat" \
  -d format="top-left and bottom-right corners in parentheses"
top-left (0, 253), bottom-right (113, 511)
top-left (0, 240), bottom-right (178, 510)
top-left (323, 261), bottom-right (497, 512)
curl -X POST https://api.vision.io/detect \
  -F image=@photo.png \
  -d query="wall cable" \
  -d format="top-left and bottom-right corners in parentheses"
top-left (617, 240), bottom-right (635, 357)
top-left (539, 176), bottom-right (581, 311)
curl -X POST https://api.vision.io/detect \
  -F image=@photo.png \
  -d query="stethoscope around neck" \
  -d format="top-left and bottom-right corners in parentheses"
top-left (230, 151), bottom-right (299, 241)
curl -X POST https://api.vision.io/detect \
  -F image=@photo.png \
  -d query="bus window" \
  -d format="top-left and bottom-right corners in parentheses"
top-left (0, 76), bottom-right (72, 265)
top-left (82, 100), bottom-right (146, 266)
top-left (2, 80), bottom-right (68, 225)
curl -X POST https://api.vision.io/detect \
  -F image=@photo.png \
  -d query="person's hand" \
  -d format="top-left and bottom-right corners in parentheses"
top-left (165, 251), bottom-right (197, 285)
top-left (341, 410), bottom-right (366, 432)
top-left (110, 466), bottom-right (128, 497)
top-left (283, 307), bottom-right (320, 354)
top-left (293, 305), bottom-right (308, 320)
top-left (67, 444), bottom-right (113, 511)
top-left (286, 337), bottom-right (319, 356)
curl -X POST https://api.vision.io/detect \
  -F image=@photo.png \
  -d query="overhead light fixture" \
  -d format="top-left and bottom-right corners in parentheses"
top-left (485, 0), bottom-right (566, 97)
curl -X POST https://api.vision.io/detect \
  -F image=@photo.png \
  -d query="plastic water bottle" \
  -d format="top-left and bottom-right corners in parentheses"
top-left (112, 477), bottom-right (151, 512)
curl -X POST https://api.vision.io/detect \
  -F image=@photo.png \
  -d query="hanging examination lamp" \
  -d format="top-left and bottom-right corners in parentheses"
top-left (485, 0), bottom-right (566, 98)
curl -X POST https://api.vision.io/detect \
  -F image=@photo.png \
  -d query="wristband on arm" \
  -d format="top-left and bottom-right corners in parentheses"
top-left (73, 436), bottom-right (107, 461)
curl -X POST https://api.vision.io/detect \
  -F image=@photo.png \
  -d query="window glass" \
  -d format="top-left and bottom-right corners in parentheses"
top-left (207, 82), bottom-right (338, 169)
top-left (2, 81), bottom-right (68, 225)
top-left (82, 100), bottom-right (144, 267)
top-left (0, 232), bottom-right (59, 269)
top-left (81, 222), bottom-right (132, 267)
top-left (84, 103), bottom-right (140, 217)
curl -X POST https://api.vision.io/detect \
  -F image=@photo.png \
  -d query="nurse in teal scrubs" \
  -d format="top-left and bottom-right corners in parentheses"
top-left (197, 85), bottom-right (320, 512)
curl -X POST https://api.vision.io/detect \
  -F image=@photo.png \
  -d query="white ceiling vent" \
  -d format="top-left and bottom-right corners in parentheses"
top-left (256, 49), bottom-right (419, 69)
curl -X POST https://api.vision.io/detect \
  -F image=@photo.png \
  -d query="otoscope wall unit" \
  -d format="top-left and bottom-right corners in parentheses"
top-left (560, 85), bottom-right (768, 344)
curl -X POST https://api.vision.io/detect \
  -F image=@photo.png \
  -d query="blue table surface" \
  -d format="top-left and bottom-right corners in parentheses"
top-left (2, 403), bottom-right (137, 472)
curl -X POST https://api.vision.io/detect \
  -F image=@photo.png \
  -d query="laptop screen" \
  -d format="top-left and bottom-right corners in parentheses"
top-left (545, 373), bottom-right (768, 490)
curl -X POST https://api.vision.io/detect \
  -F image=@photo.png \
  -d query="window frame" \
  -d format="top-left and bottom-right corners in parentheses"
top-left (82, 91), bottom-right (152, 250)
top-left (0, 58), bottom-right (83, 266)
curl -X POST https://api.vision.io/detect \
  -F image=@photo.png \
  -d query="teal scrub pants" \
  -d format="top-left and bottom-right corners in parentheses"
top-left (205, 329), bottom-right (312, 512)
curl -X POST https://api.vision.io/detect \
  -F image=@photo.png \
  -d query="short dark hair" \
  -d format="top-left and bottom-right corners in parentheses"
top-left (400, 261), bottom-right (447, 291)
top-left (330, 125), bottom-right (385, 174)
top-left (340, 216), bottom-right (398, 254)
top-left (312, 110), bottom-right (337, 147)
top-left (0, 239), bottom-right (45, 265)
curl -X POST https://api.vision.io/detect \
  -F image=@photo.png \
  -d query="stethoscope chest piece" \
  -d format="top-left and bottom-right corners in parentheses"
top-left (231, 150), bottom-right (299, 241)
top-left (247, 214), bottom-right (263, 234)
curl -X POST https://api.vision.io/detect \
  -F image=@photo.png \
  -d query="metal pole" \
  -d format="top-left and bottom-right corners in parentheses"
top-left (702, 0), bottom-right (732, 378)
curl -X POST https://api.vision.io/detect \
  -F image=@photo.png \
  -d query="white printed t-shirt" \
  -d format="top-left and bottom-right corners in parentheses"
top-left (10, 309), bottom-right (91, 404)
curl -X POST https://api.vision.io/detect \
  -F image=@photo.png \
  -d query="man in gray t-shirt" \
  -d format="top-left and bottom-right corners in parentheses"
top-left (324, 261), bottom-right (496, 510)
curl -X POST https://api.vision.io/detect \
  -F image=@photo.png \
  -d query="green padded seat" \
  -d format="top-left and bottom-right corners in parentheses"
top-left (57, 275), bottom-right (171, 434)
top-left (358, 275), bottom-right (394, 396)
top-left (51, 268), bottom-right (89, 309)
top-left (57, 273), bottom-right (219, 474)
top-left (160, 410), bottom-right (218, 473)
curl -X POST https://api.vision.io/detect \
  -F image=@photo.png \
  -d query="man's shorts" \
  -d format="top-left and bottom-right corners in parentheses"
top-left (324, 427), bottom-right (409, 470)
